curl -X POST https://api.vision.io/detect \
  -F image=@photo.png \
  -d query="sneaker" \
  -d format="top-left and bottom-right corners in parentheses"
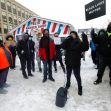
top-left (0, 88), bottom-right (8, 94)
top-left (94, 79), bottom-right (102, 85)
top-left (49, 77), bottom-right (55, 82)
top-left (42, 78), bottom-right (47, 83)
top-left (23, 76), bottom-right (28, 79)
top-left (28, 74), bottom-right (34, 77)
top-left (3, 83), bottom-right (10, 88)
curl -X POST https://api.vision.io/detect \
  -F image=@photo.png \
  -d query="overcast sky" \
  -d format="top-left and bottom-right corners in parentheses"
top-left (16, 0), bottom-right (111, 30)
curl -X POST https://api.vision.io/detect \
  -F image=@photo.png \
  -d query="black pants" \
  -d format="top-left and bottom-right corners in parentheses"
top-left (53, 58), bottom-right (64, 71)
top-left (97, 55), bottom-right (111, 80)
top-left (10, 55), bottom-right (16, 69)
top-left (66, 65), bottom-right (82, 88)
top-left (21, 56), bottom-right (31, 77)
top-left (91, 51), bottom-right (97, 65)
top-left (31, 55), bottom-right (35, 72)
top-left (0, 68), bottom-right (9, 88)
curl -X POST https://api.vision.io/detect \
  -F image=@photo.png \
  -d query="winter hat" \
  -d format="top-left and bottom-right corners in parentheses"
top-left (6, 35), bottom-right (14, 41)
top-left (70, 31), bottom-right (79, 38)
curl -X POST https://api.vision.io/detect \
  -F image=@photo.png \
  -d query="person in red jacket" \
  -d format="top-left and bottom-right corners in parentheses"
top-left (0, 37), bottom-right (12, 91)
top-left (39, 29), bottom-right (56, 82)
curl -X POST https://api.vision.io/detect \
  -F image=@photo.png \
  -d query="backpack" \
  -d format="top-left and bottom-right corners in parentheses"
top-left (55, 87), bottom-right (68, 108)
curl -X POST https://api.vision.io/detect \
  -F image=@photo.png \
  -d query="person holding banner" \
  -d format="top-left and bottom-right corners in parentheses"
top-left (53, 33), bottom-right (65, 73)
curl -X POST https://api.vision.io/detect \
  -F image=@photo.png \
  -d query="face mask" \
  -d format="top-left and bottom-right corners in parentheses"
top-left (24, 34), bottom-right (29, 40)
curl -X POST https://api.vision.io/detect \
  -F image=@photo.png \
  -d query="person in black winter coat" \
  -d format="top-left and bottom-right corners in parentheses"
top-left (93, 23), bottom-right (111, 86)
top-left (61, 31), bottom-right (89, 96)
top-left (29, 36), bottom-right (35, 72)
top-left (17, 33), bottom-right (34, 79)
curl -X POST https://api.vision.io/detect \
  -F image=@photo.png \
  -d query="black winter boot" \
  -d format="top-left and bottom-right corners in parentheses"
top-left (78, 86), bottom-right (82, 96)
top-left (94, 79), bottom-right (102, 85)
top-left (28, 73), bottom-right (34, 77)
top-left (49, 77), bottom-right (55, 82)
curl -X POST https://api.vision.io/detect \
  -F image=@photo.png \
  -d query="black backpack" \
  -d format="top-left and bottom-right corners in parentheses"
top-left (55, 87), bottom-right (68, 108)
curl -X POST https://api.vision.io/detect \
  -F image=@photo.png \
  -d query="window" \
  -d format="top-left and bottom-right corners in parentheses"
top-left (3, 24), bottom-right (8, 34)
top-left (0, 23), bottom-right (2, 34)
top-left (8, 14), bottom-right (13, 24)
top-left (1, 0), bottom-right (6, 10)
top-left (13, 4), bottom-right (17, 14)
top-left (18, 18), bottom-right (21, 24)
top-left (2, 11), bottom-right (7, 22)
top-left (18, 7), bottom-right (21, 16)
top-left (14, 16), bottom-right (18, 26)
top-left (22, 10), bottom-right (25, 18)
top-left (8, 25), bottom-right (12, 31)
top-left (25, 12), bottom-right (28, 19)
top-left (7, 2), bottom-right (12, 12)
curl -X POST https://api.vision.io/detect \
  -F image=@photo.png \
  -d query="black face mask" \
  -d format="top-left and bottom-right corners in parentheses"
top-left (24, 34), bottom-right (29, 41)
top-left (44, 33), bottom-right (49, 37)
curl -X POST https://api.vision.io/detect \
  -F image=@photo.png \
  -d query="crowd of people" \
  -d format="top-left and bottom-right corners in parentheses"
top-left (0, 22), bottom-right (111, 96)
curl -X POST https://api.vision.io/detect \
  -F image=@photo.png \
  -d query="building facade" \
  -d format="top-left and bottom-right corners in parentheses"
top-left (0, 0), bottom-right (37, 39)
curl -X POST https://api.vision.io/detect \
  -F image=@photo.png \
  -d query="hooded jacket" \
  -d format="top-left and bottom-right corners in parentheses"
top-left (38, 36), bottom-right (56, 61)
top-left (61, 35), bottom-right (89, 67)
top-left (0, 46), bottom-right (12, 70)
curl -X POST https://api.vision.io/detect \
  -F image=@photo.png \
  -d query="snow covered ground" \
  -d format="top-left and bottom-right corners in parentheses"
top-left (0, 50), bottom-right (111, 111)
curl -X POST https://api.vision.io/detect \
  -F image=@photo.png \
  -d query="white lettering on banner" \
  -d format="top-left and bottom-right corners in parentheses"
top-left (26, 24), bottom-right (46, 30)
top-left (86, 0), bottom-right (105, 12)
top-left (89, 7), bottom-right (101, 14)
